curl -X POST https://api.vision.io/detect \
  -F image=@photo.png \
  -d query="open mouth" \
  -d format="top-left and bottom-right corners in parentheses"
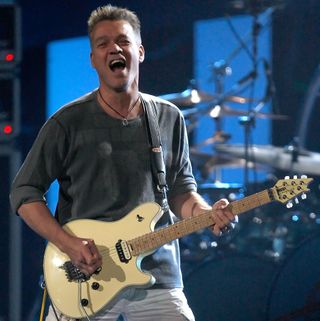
top-left (109, 59), bottom-right (126, 72)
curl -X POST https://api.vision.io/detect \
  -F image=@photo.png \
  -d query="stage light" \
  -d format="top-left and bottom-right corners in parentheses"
top-left (3, 124), bottom-right (13, 134)
top-left (0, 4), bottom-right (21, 69)
top-left (0, 74), bottom-right (20, 140)
top-left (5, 53), bottom-right (15, 62)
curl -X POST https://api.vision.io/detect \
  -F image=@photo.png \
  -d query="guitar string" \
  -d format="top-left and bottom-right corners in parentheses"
top-left (98, 213), bottom-right (215, 258)
top-left (96, 209), bottom-right (220, 258)
top-left (85, 184), bottom-right (303, 259)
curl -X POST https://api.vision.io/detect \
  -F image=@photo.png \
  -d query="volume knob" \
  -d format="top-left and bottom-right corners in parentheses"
top-left (91, 282), bottom-right (100, 290)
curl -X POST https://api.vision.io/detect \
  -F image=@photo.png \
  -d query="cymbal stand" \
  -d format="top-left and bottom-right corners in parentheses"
top-left (286, 136), bottom-right (300, 175)
top-left (239, 6), bottom-right (262, 191)
top-left (211, 59), bottom-right (232, 132)
top-left (211, 59), bottom-right (232, 182)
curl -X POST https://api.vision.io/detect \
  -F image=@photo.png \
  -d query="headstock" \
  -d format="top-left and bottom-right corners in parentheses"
top-left (271, 175), bottom-right (313, 207)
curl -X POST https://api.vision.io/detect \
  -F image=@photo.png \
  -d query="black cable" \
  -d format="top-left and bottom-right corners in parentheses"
top-left (51, 304), bottom-right (61, 321)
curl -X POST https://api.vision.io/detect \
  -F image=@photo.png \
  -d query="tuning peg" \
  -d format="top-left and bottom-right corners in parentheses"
top-left (301, 193), bottom-right (307, 200)
top-left (301, 174), bottom-right (307, 179)
top-left (285, 176), bottom-right (290, 179)
top-left (294, 197), bottom-right (299, 204)
top-left (286, 200), bottom-right (293, 209)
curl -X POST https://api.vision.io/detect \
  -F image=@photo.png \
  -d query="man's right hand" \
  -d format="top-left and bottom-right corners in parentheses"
top-left (62, 235), bottom-right (103, 276)
top-left (18, 201), bottom-right (102, 276)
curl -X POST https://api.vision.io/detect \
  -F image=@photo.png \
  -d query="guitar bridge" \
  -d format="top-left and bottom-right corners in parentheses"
top-left (116, 239), bottom-right (132, 263)
top-left (60, 261), bottom-right (89, 282)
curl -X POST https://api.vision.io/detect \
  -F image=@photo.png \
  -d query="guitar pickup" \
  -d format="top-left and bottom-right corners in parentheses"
top-left (115, 239), bottom-right (132, 263)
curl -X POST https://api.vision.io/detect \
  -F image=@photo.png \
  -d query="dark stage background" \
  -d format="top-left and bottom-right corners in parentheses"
top-left (2, 1), bottom-right (320, 320)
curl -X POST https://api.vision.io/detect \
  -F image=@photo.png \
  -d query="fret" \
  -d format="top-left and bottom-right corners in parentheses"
top-left (128, 177), bottom-right (313, 256)
top-left (230, 190), bottom-right (271, 215)
top-left (130, 211), bottom-right (214, 255)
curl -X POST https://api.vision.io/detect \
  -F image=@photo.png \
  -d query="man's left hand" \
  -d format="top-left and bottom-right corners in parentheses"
top-left (211, 198), bottom-right (238, 236)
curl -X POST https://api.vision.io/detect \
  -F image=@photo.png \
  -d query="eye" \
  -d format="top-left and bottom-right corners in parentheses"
top-left (118, 39), bottom-right (131, 46)
top-left (97, 41), bottom-right (107, 48)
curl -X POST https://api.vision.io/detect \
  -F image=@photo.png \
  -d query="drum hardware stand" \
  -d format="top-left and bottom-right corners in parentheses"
top-left (208, 6), bottom-right (275, 190)
top-left (285, 136), bottom-right (301, 174)
top-left (210, 59), bottom-right (233, 183)
top-left (242, 5), bottom-right (260, 192)
top-left (211, 59), bottom-right (232, 133)
top-left (237, 3), bottom-right (272, 193)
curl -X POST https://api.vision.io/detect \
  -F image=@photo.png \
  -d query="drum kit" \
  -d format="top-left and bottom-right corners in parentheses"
top-left (159, 80), bottom-right (320, 265)
top-left (165, 3), bottom-right (320, 320)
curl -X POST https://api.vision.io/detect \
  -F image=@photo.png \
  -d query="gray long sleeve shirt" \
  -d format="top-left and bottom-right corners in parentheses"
top-left (10, 90), bottom-right (197, 288)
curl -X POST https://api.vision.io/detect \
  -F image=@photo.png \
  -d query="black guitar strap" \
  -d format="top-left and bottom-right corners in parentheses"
top-left (141, 94), bottom-right (169, 212)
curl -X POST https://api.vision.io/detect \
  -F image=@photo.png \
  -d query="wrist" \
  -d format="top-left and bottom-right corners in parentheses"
top-left (191, 202), bottom-right (211, 217)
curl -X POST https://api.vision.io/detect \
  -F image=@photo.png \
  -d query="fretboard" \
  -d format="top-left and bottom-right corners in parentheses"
top-left (129, 188), bottom-right (274, 256)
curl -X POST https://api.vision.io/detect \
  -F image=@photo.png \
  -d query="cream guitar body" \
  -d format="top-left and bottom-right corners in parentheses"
top-left (43, 177), bottom-right (312, 318)
top-left (44, 202), bottom-right (163, 318)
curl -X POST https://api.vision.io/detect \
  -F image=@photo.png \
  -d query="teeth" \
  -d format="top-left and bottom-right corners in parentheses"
top-left (110, 59), bottom-right (124, 66)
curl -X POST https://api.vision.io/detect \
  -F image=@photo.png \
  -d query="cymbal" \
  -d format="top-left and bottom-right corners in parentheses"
top-left (190, 148), bottom-right (263, 173)
top-left (193, 131), bottom-right (232, 148)
top-left (159, 89), bottom-right (214, 106)
top-left (210, 105), bottom-right (289, 120)
top-left (214, 144), bottom-right (320, 175)
top-left (190, 149), bottom-right (242, 168)
top-left (198, 182), bottom-right (243, 191)
top-left (159, 89), bottom-right (253, 107)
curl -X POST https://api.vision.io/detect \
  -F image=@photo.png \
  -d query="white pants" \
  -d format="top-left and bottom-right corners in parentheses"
top-left (46, 288), bottom-right (195, 321)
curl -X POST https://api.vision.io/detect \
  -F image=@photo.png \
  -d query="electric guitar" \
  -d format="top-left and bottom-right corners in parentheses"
top-left (43, 176), bottom-right (312, 318)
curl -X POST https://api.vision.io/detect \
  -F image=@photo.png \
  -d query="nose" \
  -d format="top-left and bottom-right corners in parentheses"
top-left (109, 42), bottom-right (123, 54)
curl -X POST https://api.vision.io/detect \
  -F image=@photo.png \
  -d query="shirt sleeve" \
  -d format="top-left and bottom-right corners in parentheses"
top-left (167, 111), bottom-right (197, 199)
top-left (9, 118), bottom-right (68, 214)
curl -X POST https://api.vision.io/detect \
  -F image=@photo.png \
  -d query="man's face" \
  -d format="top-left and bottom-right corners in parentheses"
top-left (90, 20), bottom-right (145, 93)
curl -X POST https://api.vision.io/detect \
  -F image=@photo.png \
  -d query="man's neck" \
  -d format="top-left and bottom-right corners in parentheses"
top-left (97, 87), bottom-right (142, 119)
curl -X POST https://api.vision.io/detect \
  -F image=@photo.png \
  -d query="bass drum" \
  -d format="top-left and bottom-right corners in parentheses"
top-left (183, 254), bottom-right (277, 321)
top-left (265, 233), bottom-right (320, 321)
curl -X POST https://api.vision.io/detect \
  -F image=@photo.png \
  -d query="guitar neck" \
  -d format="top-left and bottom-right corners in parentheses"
top-left (129, 188), bottom-right (274, 256)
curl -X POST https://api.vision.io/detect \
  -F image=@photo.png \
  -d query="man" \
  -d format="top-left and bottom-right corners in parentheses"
top-left (10, 4), bottom-right (236, 321)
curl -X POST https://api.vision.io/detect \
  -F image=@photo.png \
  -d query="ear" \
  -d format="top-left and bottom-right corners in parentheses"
top-left (139, 45), bottom-right (145, 63)
top-left (90, 52), bottom-right (96, 68)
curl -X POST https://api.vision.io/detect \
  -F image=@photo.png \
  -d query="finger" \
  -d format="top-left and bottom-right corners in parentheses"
top-left (215, 209), bottom-right (232, 227)
top-left (211, 211), bottom-right (226, 233)
top-left (223, 209), bottom-right (236, 221)
top-left (212, 198), bottom-right (229, 210)
top-left (81, 239), bottom-right (103, 270)
top-left (87, 240), bottom-right (103, 268)
top-left (214, 202), bottom-right (235, 221)
top-left (80, 240), bottom-right (98, 265)
top-left (76, 261), bottom-right (98, 277)
top-left (87, 239), bottom-right (102, 259)
top-left (220, 215), bottom-right (239, 235)
top-left (212, 223), bottom-right (222, 236)
top-left (75, 256), bottom-right (101, 276)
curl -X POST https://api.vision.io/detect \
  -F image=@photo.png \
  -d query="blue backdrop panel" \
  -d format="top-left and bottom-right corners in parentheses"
top-left (46, 36), bottom-right (97, 212)
top-left (193, 14), bottom-right (271, 184)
